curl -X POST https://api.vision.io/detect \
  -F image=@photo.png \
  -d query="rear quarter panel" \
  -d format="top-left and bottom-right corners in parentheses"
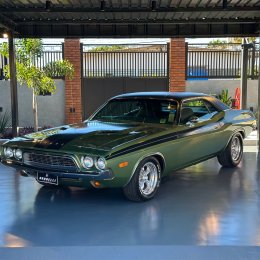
top-left (223, 109), bottom-right (256, 139)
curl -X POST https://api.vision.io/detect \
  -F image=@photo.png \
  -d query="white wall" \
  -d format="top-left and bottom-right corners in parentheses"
top-left (0, 80), bottom-right (65, 127)
top-left (186, 79), bottom-right (258, 112)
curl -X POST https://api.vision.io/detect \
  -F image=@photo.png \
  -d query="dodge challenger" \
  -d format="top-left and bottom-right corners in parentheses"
top-left (0, 92), bottom-right (256, 201)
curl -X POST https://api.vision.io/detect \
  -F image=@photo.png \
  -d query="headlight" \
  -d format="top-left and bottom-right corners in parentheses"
top-left (14, 149), bottom-right (23, 160)
top-left (4, 147), bottom-right (14, 158)
top-left (96, 157), bottom-right (106, 170)
top-left (81, 156), bottom-right (94, 169)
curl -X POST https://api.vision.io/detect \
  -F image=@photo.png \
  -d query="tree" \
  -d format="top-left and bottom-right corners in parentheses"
top-left (207, 39), bottom-right (228, 49)
top-left (228, 37), bottom-right (256, 44)
top-left (0, 39), bottom-right (74, 132)
top-left (89, 45), bottom-right (126, 52)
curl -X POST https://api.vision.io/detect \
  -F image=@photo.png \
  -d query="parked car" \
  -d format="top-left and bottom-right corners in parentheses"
top-left (0, 92), bottom-right (256, 201)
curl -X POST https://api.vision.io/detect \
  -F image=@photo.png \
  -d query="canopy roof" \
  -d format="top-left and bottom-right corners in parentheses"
top-left (0, 0), bottom-right (259, 38)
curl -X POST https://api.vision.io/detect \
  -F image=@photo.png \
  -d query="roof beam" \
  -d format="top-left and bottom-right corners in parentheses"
top-left (17, 23), bottom-right (259, 38)
top-left (0, 6), bottom-right (259, 13)
top-left (16, 18), bottom-right (260, 25)
top-left (0, 13), bottom-right (16, 30)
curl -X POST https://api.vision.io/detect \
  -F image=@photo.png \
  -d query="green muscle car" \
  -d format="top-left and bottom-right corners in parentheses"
top-left (0, 92), bottom-right (256, 201)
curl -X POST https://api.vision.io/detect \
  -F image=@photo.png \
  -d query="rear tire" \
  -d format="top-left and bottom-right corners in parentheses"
top-left (123, 156), bottom-right (161, 202)
top-left (217, 133), bottom-right (243, 168)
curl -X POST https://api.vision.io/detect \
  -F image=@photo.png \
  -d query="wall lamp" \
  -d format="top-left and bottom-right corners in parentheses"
top-left (3, 32), bottom-right (9, 38)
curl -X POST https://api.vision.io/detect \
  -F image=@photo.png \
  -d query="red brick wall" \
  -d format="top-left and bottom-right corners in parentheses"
top-left (169, 38), bottom-right (186, 92)
top-left (64, 39), bottom-right (82, 124)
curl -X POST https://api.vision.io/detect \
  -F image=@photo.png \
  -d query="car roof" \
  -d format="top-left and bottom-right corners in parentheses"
top-left (112, 91), bottom-right (209, 101)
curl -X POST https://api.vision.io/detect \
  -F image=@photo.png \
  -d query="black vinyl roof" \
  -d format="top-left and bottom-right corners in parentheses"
top-left (0, 0), bottom-right (259, 37)
top-left (113, 91), bottom-right (229, 110)
top-left (113, 91), bottom-right (208, 101)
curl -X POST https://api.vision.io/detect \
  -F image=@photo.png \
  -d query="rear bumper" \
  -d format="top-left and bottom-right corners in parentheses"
top-left (1, 159), bottom-right (114, 181)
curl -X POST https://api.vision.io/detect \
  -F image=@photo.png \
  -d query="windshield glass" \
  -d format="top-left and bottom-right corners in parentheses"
top-left (91, 98), bottom-right (177, 124)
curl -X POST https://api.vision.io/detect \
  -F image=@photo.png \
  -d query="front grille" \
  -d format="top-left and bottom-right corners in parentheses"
top-left (23, 152), bottom-right (78, 171)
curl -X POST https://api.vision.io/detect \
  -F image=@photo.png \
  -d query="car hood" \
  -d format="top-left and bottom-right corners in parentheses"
top-left (7, 121), bottom-right (171, 156)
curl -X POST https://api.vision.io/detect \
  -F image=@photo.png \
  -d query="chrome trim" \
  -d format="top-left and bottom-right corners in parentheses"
top-left (138, 161), bottom-right (159, 196)
top-left (23, 152), bottom-right (80, 171)
top-left (95, 157), bottom-right (107, 170)
top-left (81, 156), bottom-right (94, 169)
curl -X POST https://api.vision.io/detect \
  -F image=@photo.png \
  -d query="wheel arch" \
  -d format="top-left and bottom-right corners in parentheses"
top-left (124, 152), bottom-right (166, 187)
top-left (221, 130), bottom-right (244, 153)
top-left (238, 130), bottom-right (245, 139)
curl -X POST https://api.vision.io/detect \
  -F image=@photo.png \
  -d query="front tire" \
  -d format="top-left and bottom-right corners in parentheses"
top-left (217, 133), bottom-right (243, 167)
top-left (123, 156), bottom-right (161, 202)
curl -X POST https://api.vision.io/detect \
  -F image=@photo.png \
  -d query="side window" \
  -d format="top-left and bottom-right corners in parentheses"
top-left (180, 99), bottom-right (217, 124)
top-left (204, 100), bottom-right (218, 114)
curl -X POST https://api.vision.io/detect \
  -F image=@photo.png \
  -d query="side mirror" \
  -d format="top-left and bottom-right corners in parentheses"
top-left (189, 116), bottom-right (199, 123)
top-left (186, 116), bottom-right (199, 127)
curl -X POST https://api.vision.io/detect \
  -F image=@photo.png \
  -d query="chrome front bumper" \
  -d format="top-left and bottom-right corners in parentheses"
top-left (1, 159), bottom-right (114, 181)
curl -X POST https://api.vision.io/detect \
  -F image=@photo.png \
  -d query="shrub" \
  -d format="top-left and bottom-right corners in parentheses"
top-left (217, 90), bottom-right (232, 107)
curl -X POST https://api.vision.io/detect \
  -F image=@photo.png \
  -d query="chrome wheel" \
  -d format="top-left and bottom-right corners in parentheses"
top-left (138, 162), bottom-right (159, 196)
top-left (231, 136), bottom-right (241, 161)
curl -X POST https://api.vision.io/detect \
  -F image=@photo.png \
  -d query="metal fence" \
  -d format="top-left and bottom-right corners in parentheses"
top-left (0, 44), bottom-right (64, 79)
top-left (1, 42), bottom-right (259, 80)
top-left (33, 44), bottom-right (64, 71)
top-left (82, 44), bottom-right (168, 78)
top-left (187, 43), bottom-right (259, 79)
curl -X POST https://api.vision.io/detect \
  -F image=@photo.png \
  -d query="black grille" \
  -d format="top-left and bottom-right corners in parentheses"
top-left (23, 152), bottom-right (78, 171)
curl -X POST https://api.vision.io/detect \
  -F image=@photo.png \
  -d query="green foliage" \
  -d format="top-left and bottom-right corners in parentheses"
top-left (228, 37), bottom-right (256, 44)
top-left (0, 39), bottom-right (74, 130)
top-left (217, 90), bottom-right (232, 107)
top-left (0, 111), bottom-right (10, 137)
top-left (207, 40), bottom-right (228, 49)
top-left (0, 39), bottom-right (74, 95)
top-left (0, 39), bottom-right (43, 65)
top-left (0, 42), bottom-right (8, 57)
top-left (90, 45), bottom-right (126, 52)
top-left (43, 60), bottom-right (74, 79)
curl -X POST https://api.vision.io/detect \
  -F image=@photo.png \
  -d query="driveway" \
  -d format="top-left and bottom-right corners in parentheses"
top-left (0, 151), bottom-right (260, 247)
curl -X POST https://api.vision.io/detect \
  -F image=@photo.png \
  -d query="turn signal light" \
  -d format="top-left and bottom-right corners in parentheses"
top-left (118, 162), bottom-right (129, 168)
top-left (94, 181), bottom-right (101, 187)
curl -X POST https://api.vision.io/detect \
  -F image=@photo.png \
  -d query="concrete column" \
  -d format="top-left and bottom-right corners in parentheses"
top-left (8, 32), bottom-right (18, 137)
top-left (169, 38), bottom-right (186, 92)
top-left (64, 39), bottom-right (82, 124)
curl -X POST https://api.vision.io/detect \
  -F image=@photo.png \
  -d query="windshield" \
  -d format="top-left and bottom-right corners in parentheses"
top-left (91, 98), bottom-right (177, 124)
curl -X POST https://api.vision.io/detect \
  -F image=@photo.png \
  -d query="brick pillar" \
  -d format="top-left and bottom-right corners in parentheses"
top-left (64, 39), bottom-right (82, 124)
top-left (169, 38), bottom-right (186, 92)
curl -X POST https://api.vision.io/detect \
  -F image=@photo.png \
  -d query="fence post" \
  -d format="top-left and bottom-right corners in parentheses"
top-left (251, 41), bottom-right (256, 79)
top-left (3, 56), bottom-right (8, 79)
top-left (241, 40), bottom-right (249, 110)
top-left (80, 43), bottom-right (85, 119)
top-left (61, 43), bottom-right (64, 59)
top-left (185, 42), bottom-right (188, 80)
top-left (167, 43), bottom-right (170, 91)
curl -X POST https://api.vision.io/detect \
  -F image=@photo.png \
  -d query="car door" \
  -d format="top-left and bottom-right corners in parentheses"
top-left (169, 98), bottom-right (226, 170)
